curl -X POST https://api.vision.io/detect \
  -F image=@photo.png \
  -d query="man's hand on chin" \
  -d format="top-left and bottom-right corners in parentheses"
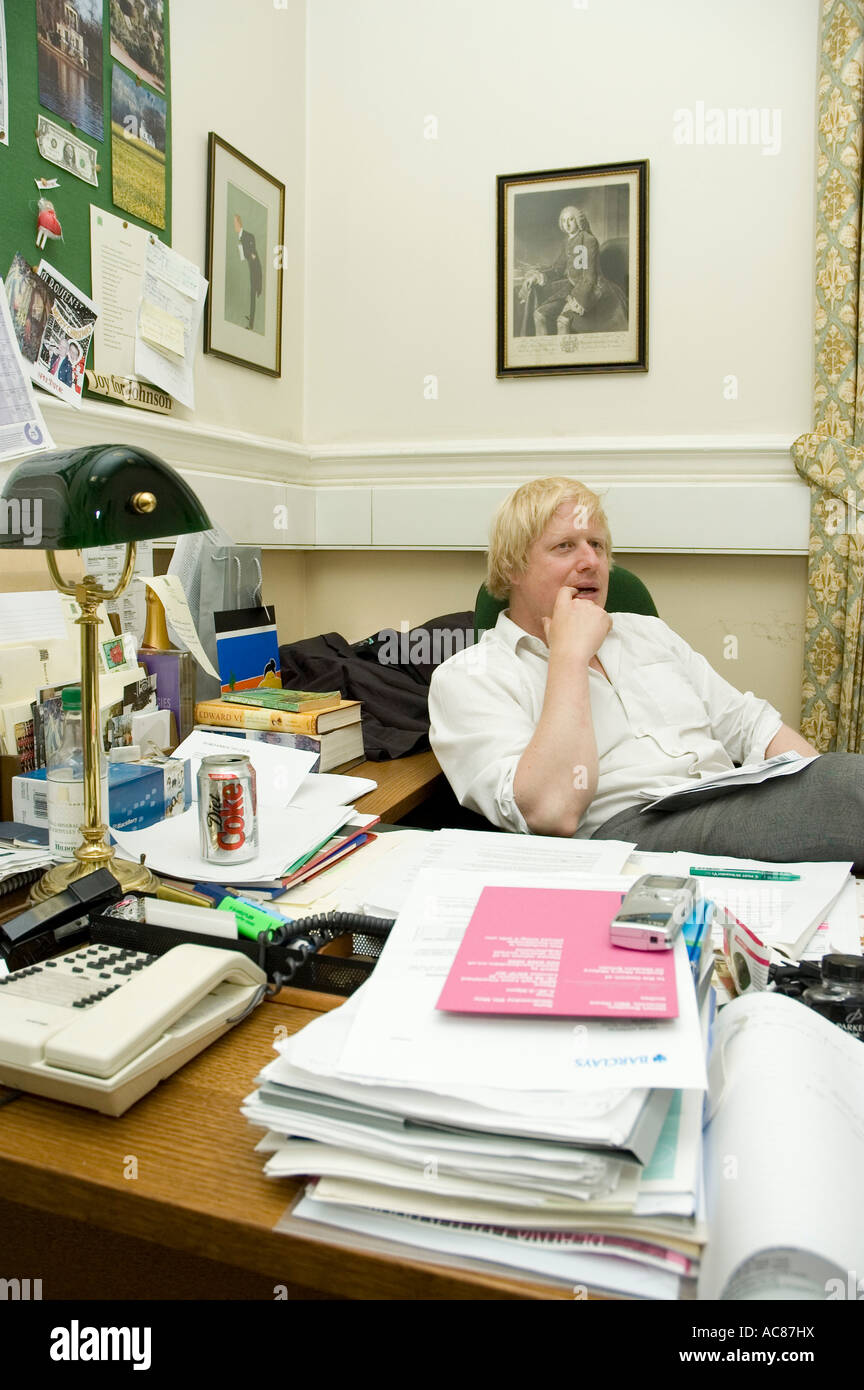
top-left (542, 585), bottom-right (611, 660)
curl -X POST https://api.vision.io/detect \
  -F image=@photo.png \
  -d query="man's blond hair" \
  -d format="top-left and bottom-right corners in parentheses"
top-left (485, 477), bottom-right (612, 599)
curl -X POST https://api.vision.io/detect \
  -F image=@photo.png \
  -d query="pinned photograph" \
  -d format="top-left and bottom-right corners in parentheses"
top-left (111, 63), bottom-right (167, 228)
top-left (109, 0), bottom-right (166, 94)
top-left (31, 261), bottom-right (98, 408)
top-left (497, 160), bottom-right (648, 376)
top-left (36, 0), bottom-right (105, 144)
top-left (5, 253), bottom-right (54, 364)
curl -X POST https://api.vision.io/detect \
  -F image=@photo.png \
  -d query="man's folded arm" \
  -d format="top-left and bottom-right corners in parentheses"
top-left (429, 647), bottom-right (599, 839)
top-left (511, 649), bottom-right (598, 837)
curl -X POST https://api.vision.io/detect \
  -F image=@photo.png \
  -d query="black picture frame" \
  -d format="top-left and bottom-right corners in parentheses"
top-left (497, 159), bottom-right (648, 377)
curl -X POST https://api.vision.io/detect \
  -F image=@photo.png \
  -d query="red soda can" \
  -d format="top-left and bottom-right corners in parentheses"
top-left (198, 755), bottom-right (258, 864)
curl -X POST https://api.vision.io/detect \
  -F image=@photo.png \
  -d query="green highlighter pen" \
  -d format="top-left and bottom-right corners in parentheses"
top-left (689, 867), bottom-right (801, 882)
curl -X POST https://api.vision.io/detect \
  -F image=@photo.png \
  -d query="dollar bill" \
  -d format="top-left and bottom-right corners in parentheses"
top-left (36, 115), bottom-right (98, 187)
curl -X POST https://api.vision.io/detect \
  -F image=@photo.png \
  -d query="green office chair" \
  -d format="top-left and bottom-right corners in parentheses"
top-left (474, 565), bottom-right (657, 638)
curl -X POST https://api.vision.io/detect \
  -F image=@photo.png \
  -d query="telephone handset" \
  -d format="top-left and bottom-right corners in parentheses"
top-left (0, 942), bottom-right (266, 1115)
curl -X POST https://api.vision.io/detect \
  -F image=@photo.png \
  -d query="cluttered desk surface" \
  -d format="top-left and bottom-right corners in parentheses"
top-left (1, 802), bottom-right (863, 1301)
top-left (0, 989), bottom-right (566, 1302)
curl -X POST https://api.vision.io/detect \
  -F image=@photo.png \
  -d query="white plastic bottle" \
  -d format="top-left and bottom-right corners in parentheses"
top-left (47, 686), bottom-right (109, 859)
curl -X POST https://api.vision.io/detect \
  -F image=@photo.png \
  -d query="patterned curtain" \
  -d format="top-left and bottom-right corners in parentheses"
top-left (793, 0), bottom-right (864, 751)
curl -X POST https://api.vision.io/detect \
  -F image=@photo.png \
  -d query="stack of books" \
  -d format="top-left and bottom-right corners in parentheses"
top-left (194, 689), bottom-right (365, 772)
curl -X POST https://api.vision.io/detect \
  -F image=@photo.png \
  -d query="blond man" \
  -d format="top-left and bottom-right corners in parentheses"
top-left (428, 478), bottom-right (864, 868)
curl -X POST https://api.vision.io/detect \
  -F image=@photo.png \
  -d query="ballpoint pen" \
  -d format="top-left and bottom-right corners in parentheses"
top-left (688, 867), bottom-right (801, 881)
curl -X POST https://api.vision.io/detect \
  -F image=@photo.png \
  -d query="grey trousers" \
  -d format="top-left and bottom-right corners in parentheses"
top-left (591, 753), bottom-right (864, 874)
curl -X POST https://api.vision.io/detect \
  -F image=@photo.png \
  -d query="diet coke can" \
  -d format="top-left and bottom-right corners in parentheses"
top-left (198, 754), bottom-right (258, 864)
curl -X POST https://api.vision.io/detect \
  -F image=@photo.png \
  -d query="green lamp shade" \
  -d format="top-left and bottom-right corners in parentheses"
top-left (0, 444), bottom-right (212, 549)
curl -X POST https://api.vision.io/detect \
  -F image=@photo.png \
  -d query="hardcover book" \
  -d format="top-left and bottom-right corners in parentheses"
top-left (220, 688), bottom-right (341, 714)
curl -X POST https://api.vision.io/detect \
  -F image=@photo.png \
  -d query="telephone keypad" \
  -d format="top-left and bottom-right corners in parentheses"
top-left (0, 946), bottom-right (156, 1008)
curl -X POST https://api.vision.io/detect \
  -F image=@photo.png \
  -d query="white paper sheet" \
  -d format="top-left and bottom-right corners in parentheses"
top-left (81, 541), bottom-right (153, 644)
top-left (140, 575), bottom-right (218, 677)
top-left (0, 590), bottom-right (68, 643)
top-left (289, 773), bottom-right (378, 809)
top-left (172, 728), bottom-right (318, 808)
top-left (422, 829), bottom-right (635, 878)
top-left (339, 867), bottom-right (707, 1095)
top-left (801, 877), bottom-right (862, 959)
top-left (89, 207), bottom-right (149, 378)
top-left (134, 237), bottom-right (208, 408)
top-left (639, 751), bottom-right (818, 811)
top-left (679, 851), bottom-right (851, 956)
top-left (279, 988), bottom-right (656, 1135)
top-left (111, 803), bottom-right (350, 884)
top-left (0, 286), bottom-right (53, 462)
top-left (145, 236), bottom-right (202, 298)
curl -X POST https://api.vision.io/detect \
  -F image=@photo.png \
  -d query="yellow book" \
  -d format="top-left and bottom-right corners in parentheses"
top-left (194, 698), bottom-right (361, 734)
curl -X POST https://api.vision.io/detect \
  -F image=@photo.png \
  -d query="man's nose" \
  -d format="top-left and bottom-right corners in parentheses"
top-left (573, 540), bottom-right (597, 566)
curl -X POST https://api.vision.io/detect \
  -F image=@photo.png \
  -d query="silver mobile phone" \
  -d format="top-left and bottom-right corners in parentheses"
top-left (610, 874), bottom-right (700, 951)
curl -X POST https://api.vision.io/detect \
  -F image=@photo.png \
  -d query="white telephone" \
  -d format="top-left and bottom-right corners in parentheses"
top-left (0, 941), bottom-right (266, 1116)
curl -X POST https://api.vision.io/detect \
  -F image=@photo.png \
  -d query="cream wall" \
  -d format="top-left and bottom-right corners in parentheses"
top-left (168, 0), bottom-right (306, 439)
top-left (305, 0), bottom-right (817, 444)
top-left (0, 1), bottom-right (816, 733)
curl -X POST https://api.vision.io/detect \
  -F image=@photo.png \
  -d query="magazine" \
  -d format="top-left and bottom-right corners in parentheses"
top-left (31, 260), bottom-right (98, 407)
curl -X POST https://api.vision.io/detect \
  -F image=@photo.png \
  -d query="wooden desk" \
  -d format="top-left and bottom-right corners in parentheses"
top-left (0, 990), bottom-right (564, 1301)
top-left (344, 750), bottom-right (444, 823)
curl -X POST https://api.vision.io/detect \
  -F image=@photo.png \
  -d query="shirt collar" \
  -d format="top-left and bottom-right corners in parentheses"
top-left (495, 607), bottom-right (620, 675)
top-left (495, 610), bottom-right (548, 656)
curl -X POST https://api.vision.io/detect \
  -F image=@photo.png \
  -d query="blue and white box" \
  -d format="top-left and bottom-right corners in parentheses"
top-left (12, 759), bottom-right (190, 832)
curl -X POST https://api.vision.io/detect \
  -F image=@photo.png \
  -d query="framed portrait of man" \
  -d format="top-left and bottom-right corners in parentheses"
top-left (204, 133), bottom-right (285, 377)
top-left (497, 159), bottom-right (648, 377)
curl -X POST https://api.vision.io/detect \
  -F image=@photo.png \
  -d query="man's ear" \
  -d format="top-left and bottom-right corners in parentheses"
top-left (503, 563), bottom-right (520, 597)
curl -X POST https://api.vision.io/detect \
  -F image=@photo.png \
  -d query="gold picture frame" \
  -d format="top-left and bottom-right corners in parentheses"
top-left (204, 133), bottom-right (284, 377)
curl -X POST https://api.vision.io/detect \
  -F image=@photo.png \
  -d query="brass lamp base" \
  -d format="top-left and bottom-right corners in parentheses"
top-left (30, 853), bottom-right (159, 903)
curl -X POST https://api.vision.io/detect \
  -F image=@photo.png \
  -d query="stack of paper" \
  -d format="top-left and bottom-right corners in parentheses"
top-left (0, 843), bottom-right (59, 889)
top-left (243, 832), bottom-right (712, 1297)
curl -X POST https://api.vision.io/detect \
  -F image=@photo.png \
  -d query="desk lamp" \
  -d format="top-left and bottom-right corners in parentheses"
top-left (0, 444), bottom-right (212, 902)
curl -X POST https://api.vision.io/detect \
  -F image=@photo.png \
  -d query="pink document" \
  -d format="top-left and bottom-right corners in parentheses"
top-left (436, 886), bottom-right (678, 1018)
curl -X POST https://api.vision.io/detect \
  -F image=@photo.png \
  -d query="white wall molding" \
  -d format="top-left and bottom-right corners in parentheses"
top-left (40, 398), bottom-right (309, 483)
top-left (34, 399), bottom-right (810, 552)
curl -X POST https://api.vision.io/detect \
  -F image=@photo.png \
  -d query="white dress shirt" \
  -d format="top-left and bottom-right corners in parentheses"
top-left (428, 611), bottom-right (783, 837)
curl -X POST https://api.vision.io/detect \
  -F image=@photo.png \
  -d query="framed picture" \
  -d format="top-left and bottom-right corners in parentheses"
top-left (204, 133), bottom-right (284, 377)
top-left (497, 159), bottom-right (648, 377)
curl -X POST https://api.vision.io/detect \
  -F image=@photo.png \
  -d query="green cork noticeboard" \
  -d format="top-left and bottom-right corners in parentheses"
top-left (0, 1), bottom-right (172, 398)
